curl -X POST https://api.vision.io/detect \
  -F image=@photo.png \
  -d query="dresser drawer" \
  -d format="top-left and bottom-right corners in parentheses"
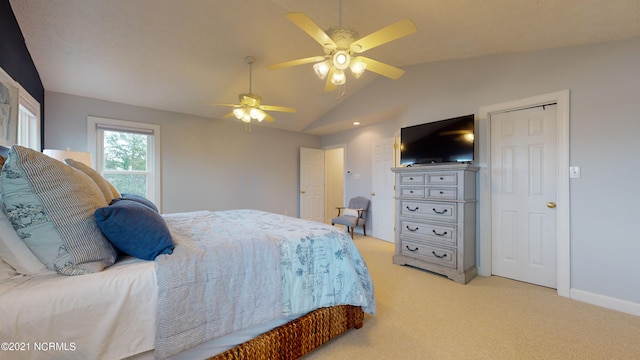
top-left (400, 200), bottom-right (457, 222)
top-left (400, 220), bottom-right (457, 246)
top-left (400, 239), bottom-right (457, 268)
top-left (400, 187), bottom-right (425, 197)
top-left (425, 187), bottom-right (457, 200)
top-left (400, 174), bottom-right (424, 185)
top-left (426, 173), bottom-right (457, 185)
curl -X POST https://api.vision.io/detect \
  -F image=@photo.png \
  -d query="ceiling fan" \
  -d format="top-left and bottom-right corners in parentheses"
top-left (268, 3), bottom-right (417, 92)
top-left (213, 56), bottom-right (296, 125)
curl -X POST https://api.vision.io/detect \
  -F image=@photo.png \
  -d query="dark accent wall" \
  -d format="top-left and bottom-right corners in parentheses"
top-left (0, 0), bottom-right (45, 148)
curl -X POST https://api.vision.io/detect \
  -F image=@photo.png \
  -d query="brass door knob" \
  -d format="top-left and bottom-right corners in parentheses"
top-left (547, 202), bottom-right (557, 209)
top-left (301, 190), bottom-right (306, 194)
top-left (371, 192), bottom-right (376, 196)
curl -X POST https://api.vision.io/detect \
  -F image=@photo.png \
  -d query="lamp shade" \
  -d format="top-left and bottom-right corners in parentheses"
top-left (43, 149), bottom-right (93, 168)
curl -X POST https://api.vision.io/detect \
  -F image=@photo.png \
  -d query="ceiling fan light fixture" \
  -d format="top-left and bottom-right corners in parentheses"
top-left (250, 108), bottom-right (266, 122)
top-left (313, 60), bottom-right (331, 79)
top-left (350, 58), bottom-right (367, 78)
top-left (272, 11), bottom-right (417, 92)
top-left (233, 108), bottom-right (245, 119)
top-left (330, 69), bottom-right (346, 85)
top-left (332, 50), bottom-right (351, 70)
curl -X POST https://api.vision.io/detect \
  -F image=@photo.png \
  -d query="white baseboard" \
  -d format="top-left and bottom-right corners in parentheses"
top-left (571, 288), bottom-right (640, 317)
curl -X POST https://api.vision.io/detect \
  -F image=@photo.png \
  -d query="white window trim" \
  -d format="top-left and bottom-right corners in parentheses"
top-left (87, 116), bottom-right (162, 212)
top-left (0, 66), bottom-right (41, 149)
top-left (18, 87), bottom-right (41, 150)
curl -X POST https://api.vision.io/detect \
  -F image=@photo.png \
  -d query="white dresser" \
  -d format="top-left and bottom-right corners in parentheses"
top-left (392, 164), bottom-right (479, 284)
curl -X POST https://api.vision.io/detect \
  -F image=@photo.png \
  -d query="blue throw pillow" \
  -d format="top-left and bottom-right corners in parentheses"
top-left (111, 193), bottom-right (159, 213)
top-left (95, 199), bottom-right (174, 260)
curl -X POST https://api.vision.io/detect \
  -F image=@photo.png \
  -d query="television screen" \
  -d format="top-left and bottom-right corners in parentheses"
top-left (400, 114), bottom-right (475, 166)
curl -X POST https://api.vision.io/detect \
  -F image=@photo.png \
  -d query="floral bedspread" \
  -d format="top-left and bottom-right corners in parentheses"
top-left (154, 209), bottom-right (375, 359)
top-left (214, 209), bottom-right (376, 316)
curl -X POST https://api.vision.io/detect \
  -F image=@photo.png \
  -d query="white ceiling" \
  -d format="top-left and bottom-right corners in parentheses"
top-left (10, 0), bottom-right (640, 135)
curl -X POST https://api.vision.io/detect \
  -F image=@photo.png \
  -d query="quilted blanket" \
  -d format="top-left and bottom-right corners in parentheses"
top-left (154, 210), bottom-right (375, 359)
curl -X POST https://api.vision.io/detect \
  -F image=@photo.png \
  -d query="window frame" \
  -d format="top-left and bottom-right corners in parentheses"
top-left (87, 116), bottom-right (162, 211)
top-left (17, 88), bottom-right (41, 151)
top-left (0, 66), bottom-right (41, 150)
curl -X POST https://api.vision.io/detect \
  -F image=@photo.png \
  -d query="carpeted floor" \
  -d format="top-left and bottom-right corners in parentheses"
top-left (303, 236), bottom-right (640, 359)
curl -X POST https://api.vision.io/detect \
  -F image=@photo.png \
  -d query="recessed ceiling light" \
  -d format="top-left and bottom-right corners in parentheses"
top-left (353, 122), bottom-right (361, 126)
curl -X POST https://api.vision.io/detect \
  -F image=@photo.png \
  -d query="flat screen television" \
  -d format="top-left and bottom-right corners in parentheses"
top-left (400, 114), bottom-right (475, 166)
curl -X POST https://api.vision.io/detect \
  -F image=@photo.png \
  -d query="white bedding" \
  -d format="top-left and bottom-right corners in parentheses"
top-left (0, 255), bottom-right (301, 360)
top-left (0, 257), bottom-right (157, 360)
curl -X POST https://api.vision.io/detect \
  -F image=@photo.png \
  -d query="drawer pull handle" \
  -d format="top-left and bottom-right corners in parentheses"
top-left (432, 251), bottom-right (447, 259)
top-left (439, 177), bottom-right (444, 180)
top-left (432, 230), bottom-right (448, 236)
top-left (439, 191), bottom-right (444, 194)
top-left (406, 206), bottom-right (419, 212)
top-left (406, 245), bottom-right (419, 252)
top-left (406, 225), bottom-right (419, 232)
top-left (409, 177), bottom-right (414, 180)
top-left (409, 190), bottom-right (414, 194)
top-left (432, 208), bottom-right (448, 214)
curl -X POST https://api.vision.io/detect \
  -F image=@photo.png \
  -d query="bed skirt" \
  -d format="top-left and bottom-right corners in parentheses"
top-left (209, 305), bottom-right (365, 360)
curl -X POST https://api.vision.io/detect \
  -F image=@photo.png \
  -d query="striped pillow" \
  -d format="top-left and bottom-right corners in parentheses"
top-left (0, 146), bottom-right (117, 275)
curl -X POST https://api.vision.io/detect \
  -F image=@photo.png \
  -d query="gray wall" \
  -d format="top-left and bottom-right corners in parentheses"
top-left (321, 36), bottom-right (640, 308)
top-left (44, 91), bottom-right (320, 215)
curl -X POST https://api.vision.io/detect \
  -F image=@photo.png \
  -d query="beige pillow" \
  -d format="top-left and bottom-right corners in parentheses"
top-left (65, 158), bottom-right (121, 203)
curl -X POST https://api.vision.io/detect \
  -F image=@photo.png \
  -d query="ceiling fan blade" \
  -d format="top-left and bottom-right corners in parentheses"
top-left (324, 67), bottom-right (337, 92)
top-left (286, 12), bottom-right (336, 50)
top-left (357, 56), bottom-right (405, 79)
top-left (223, 112), bottom-right (236, 118)
top-left (260, 105), bottom-right (296, 113)
top-left (210, 103), bottom-right (240, 107)
top-left (263, 113), bottom-right (276, 123)
top-left (268, 56), bottom-right (326, 70)
top-left (350, 19), bottom-right (417, 53)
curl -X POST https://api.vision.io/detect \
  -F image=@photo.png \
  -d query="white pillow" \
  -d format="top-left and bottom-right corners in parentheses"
top-left (343, 208), bottom-right (359, 217)
top-left (0, 202), bottom-right (52, 275)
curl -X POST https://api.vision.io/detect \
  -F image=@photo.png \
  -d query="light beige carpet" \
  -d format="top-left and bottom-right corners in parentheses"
top-left (304, 236), bottom-right (640, 359)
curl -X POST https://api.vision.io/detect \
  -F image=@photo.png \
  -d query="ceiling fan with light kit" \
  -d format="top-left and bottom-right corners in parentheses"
top-left (269, 1), bottom-right (417, 92)
top-left (213, 56), bottom-right (296, 130)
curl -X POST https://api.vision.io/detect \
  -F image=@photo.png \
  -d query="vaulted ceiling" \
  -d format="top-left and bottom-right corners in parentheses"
top-left (10, 0), bottom-right (640, 135)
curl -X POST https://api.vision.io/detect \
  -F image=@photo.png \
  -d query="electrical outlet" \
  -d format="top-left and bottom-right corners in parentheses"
top-left (569, 166), bottom-right (581, 178)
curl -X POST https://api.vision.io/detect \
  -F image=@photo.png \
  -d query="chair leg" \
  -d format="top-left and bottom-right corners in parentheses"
top-left (363, 225), bottom-right (366, 237)
top-left (350, 227), bottom-right (354, 239)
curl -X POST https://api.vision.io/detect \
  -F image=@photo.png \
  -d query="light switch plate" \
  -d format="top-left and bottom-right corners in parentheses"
top-left (569, 166), bottom-right (581, 178)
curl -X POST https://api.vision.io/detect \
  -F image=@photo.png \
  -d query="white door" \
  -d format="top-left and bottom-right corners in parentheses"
top-left (491, 105), bottom-right (558, 288)
top-left (300, 148), bottom-right (325, 222)
top-left (371, 137), bottom-right (396, 242)
top-left (324, 147), bottom-right (344, 224)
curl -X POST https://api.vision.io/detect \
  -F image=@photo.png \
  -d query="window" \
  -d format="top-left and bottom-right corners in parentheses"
top-left (88, 116), bottom-right (161, 210)
top-left (17, 89), bottom-right (41, 151)
top-left (0, 66), bottom-right (41, 150)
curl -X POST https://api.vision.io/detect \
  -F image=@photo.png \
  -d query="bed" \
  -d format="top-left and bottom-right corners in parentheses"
top-left (0, 145), bottom-right (375, 359)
